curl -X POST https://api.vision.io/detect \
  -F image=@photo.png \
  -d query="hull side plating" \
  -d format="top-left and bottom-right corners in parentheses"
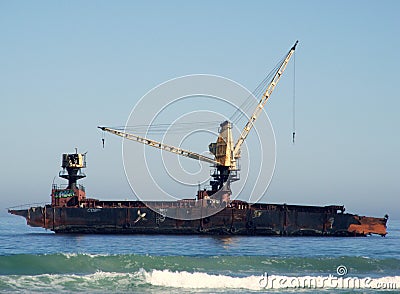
top-left (9, 203), bottom-right (388, 236)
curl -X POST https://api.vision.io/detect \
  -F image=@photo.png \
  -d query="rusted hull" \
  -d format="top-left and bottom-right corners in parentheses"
top-left (8, 203), bottom-right (388, 237)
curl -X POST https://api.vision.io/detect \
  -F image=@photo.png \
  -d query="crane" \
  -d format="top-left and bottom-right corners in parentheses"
top-left (205, 41), bottom-right (297, 193)
top-left (99, 41), bottom-right (298, 201)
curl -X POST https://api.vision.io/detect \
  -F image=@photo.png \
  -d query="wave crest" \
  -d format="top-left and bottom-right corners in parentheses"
top-left (0, 269), bottom-right (398, 292)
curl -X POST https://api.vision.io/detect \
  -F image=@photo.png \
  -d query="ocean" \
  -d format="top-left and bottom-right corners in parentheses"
top-left (0, 214), bottom-right (398, 293)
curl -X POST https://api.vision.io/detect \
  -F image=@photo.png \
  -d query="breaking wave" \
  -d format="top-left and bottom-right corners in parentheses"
top-left (0, 269), bottom-right (398, 293)
top-left (0, 254), bottom-right (399, 292)
top-left (143, 269), bottom-right (400, 291)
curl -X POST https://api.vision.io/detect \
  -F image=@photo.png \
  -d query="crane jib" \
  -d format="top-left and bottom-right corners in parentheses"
top-left (98, 126), bottom-right (219, 166)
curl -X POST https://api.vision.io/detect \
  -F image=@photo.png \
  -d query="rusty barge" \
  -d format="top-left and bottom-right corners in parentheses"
top-left (8, 42), bottom-right (388, 236)
top-left (9, 152), bottom-right (387, 236)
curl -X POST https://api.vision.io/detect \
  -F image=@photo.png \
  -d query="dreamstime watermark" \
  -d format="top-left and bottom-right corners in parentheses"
top-left (258, 266), bottom-right (398, 290)
top-left (336, 265), bottom-right (347, 276)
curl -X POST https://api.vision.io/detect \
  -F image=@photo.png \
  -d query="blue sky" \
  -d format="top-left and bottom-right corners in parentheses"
top-left (1, 1), bottom-right (399, 219)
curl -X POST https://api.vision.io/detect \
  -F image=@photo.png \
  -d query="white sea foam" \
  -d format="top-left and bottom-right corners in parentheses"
top-left (1, 270), bottom-right (399, 292)
top-left (142, 269), bottom-right (262, 290)
top-left (142, 269), bottom-right (400, 290)
top-left (61, 252), bottom-right (109, 259)
top-left (63, 253), bottom-right (77, 259)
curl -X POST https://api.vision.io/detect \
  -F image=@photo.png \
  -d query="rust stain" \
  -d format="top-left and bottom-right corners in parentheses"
top-left (348, 216), bottom-right (387, 236)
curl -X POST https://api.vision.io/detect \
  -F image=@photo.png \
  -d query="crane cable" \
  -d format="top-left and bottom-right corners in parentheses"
top-left (230, 55), bottom-right (286, 126)
top-left (230, 47), bottom-right (298, 144)
top-left (110, 121), bottom-right (221, 134)
top-left (230, 59), bottom-right (270, 123)
top-left (292, 50), bottom-right (296, 144)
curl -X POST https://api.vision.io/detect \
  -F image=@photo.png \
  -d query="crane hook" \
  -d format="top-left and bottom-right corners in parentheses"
top-left (101, 131), bottom-right (105, 148)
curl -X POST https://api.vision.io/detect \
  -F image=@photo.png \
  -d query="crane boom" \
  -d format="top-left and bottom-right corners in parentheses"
top-left (232, 41), bottom-right (298, 158)
top-left (98, 126), bottom-right (219, 165)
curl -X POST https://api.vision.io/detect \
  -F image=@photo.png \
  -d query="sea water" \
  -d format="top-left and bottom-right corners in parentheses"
top-left (0, 214), bottom-right (398, 293)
